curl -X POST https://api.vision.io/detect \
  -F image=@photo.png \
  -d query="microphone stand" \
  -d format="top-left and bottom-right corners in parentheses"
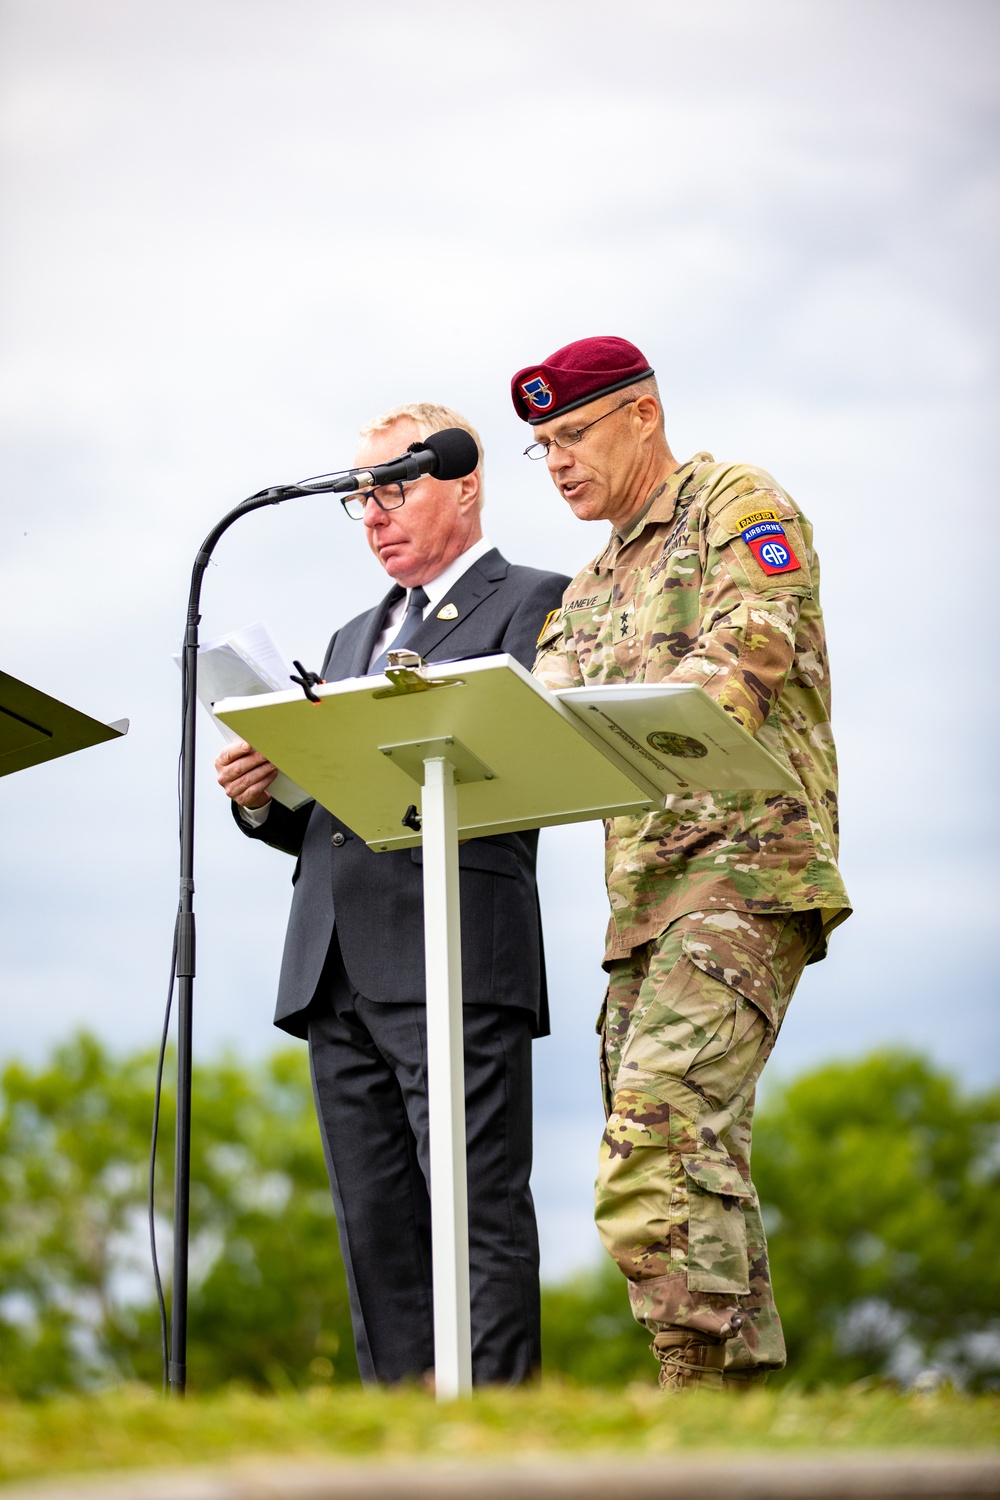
top-left (170, 477), bottom-right (318, 1396)
top-left (166, 431), bottom-right (471, 1393)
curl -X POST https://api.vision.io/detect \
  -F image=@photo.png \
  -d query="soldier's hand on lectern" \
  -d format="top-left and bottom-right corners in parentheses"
top-left (215, 739), bottom-right (279, 809)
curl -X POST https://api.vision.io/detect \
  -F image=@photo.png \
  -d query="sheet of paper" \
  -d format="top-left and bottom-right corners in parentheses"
top-left (178, 623), bottom-right (313, 811)
top-left (555, 682), bottom-right (799, 795)
top-left (199, 621), bottom-right (291, 691)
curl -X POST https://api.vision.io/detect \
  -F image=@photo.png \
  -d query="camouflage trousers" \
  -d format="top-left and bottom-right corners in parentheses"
top-left (597, 908), bottom-right (818, 1373)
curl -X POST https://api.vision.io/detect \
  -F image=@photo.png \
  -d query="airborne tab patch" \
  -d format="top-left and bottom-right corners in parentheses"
top-left (741, 519), bottom-right (785, 544)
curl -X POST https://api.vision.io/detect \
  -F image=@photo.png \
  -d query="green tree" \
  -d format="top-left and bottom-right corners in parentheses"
top-left (3, 1040), bottom-right (998, 1395)
top-left (754, 1051), bottom-right (1000, 1389)
top-left (541, 1053), bottom-right (1000, 1389)
top-left (0, 1034), bottom-right (356, 1396)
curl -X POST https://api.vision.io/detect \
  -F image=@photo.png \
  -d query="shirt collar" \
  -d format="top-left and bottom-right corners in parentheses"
top-left (411, 534), bottom-right (493, 610)
top-left (595, 455), bottom-right (712, 573)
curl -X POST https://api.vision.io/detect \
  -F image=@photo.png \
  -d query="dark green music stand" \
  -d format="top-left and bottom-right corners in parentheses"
top-left (0, 671), bottom-right (128, 776)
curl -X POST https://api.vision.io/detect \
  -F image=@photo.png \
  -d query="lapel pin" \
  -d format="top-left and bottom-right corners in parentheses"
top-left (436, 602), bottom-right (459, 620)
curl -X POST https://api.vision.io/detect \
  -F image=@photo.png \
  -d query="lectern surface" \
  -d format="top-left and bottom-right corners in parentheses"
top-left (0, 671), bottom-right (127, 779)
top-left (214, 654), bottom-right (659, 850)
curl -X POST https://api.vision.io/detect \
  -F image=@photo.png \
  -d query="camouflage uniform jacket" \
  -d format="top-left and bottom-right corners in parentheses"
top-left (534, 453), bottom-right (851, 963)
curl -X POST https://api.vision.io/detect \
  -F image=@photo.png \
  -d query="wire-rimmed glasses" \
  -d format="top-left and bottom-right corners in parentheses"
top-left (340, 481), bottom-right (410, 520)
top-left (522, 399), bottom-right (637, 460)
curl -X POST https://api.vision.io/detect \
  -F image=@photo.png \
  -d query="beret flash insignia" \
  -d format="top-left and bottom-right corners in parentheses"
top-left (520, 373), bottom-right (554, 411)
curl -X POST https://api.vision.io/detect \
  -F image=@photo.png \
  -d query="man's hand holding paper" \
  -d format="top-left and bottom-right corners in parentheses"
top-left (215, 738), bottom-right (277, 809)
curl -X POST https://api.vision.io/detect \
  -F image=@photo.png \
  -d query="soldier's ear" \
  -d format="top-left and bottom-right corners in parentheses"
top-left (634, 395), bottom-right (662, 435)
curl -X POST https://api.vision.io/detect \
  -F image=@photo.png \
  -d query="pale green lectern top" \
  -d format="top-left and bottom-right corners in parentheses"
top-left (0, 671), bottom-right (128, 778)
top-left (213, 652), bottom-right (663, 849)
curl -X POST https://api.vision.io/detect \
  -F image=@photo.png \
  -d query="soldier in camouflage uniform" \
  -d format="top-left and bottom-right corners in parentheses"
top-left (511, 336), bottom-right (851, 1390)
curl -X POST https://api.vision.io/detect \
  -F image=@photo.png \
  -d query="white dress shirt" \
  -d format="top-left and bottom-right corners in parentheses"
top-left (240, 536), bottom-right (494, 828)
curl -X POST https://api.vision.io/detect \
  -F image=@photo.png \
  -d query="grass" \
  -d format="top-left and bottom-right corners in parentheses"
top-left (0, 1383), bottom-right (998, 1485)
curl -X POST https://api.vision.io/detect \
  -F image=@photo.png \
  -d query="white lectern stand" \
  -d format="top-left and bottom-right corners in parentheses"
top-left (214, 652), bottom-right (783, 1398)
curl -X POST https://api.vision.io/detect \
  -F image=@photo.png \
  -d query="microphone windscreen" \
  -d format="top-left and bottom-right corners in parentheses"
top-left (418, 427), bottom-right (480, 481)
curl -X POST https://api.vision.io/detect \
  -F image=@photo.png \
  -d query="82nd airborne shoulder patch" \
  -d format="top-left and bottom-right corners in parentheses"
top-left (737, 510), bottom-right (801, 577)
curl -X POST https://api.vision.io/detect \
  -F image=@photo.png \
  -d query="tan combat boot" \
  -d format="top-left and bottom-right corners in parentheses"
top-left (650, 1329), bottom-right (725, 1391)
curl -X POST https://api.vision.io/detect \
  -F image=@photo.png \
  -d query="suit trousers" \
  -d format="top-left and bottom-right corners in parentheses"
top-left (306, 937), bottom-right (541, 1385)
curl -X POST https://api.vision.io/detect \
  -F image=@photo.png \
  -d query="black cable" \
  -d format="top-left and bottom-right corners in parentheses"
top-left (148, 914), bottom-right (178, 1391)
top-left (148, 627), bottom-right (196, 1390)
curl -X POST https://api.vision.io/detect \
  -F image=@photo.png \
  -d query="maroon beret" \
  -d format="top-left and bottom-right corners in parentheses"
top-left (511, 335), bottom-right (654, 425)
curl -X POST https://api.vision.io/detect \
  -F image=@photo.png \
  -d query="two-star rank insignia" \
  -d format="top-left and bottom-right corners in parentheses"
top-left (436, 603), bottom-right (459, 620)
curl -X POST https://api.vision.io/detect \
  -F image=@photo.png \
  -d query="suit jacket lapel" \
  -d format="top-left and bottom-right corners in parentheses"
top-left (407, 548), bottom-right (508, 660)
top-left (350, 583), bottom-right (404, 677)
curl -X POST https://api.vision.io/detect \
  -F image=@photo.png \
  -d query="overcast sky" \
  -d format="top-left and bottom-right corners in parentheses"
top-left (1, 0), bottom-right (997, 1273)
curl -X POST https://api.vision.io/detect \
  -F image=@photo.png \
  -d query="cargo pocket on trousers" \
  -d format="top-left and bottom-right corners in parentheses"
top-left (683, 1149), bottom-right (752, 1294)
top-left (680, 928), bottom-right (779, 1028)
top-left (677, 929), bottom-right (780, 1104)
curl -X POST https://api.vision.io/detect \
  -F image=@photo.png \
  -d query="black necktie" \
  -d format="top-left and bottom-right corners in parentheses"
top-left (369, 586), bottom-right (430, 675)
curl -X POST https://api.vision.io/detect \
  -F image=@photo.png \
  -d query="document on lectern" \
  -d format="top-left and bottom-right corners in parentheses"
top-left (182, 622), bottom-right (311, 810)
top-left (555, 682), bottom-right (799, 795)
top-left (211, 655), bottom-right (799, 853)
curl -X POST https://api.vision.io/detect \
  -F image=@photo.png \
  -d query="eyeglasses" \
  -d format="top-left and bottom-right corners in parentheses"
top-left (522, 399), bottom-right (637, 460)
top-left (340, 481), bottom-right (411, 520)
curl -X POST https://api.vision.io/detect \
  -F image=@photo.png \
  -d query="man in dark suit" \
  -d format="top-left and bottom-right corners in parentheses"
top-left (216, 402), bottom-right (569, 1387)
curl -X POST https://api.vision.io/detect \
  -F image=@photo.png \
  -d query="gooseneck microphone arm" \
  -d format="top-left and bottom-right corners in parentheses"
top-left (285, 433), bottom-right (477, 497)
top-left (166, 425), bottom-right (479, 1396)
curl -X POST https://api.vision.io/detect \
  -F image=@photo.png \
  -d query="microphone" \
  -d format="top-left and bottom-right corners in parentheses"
top-left (287, 428), bottom-right (480, 497)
